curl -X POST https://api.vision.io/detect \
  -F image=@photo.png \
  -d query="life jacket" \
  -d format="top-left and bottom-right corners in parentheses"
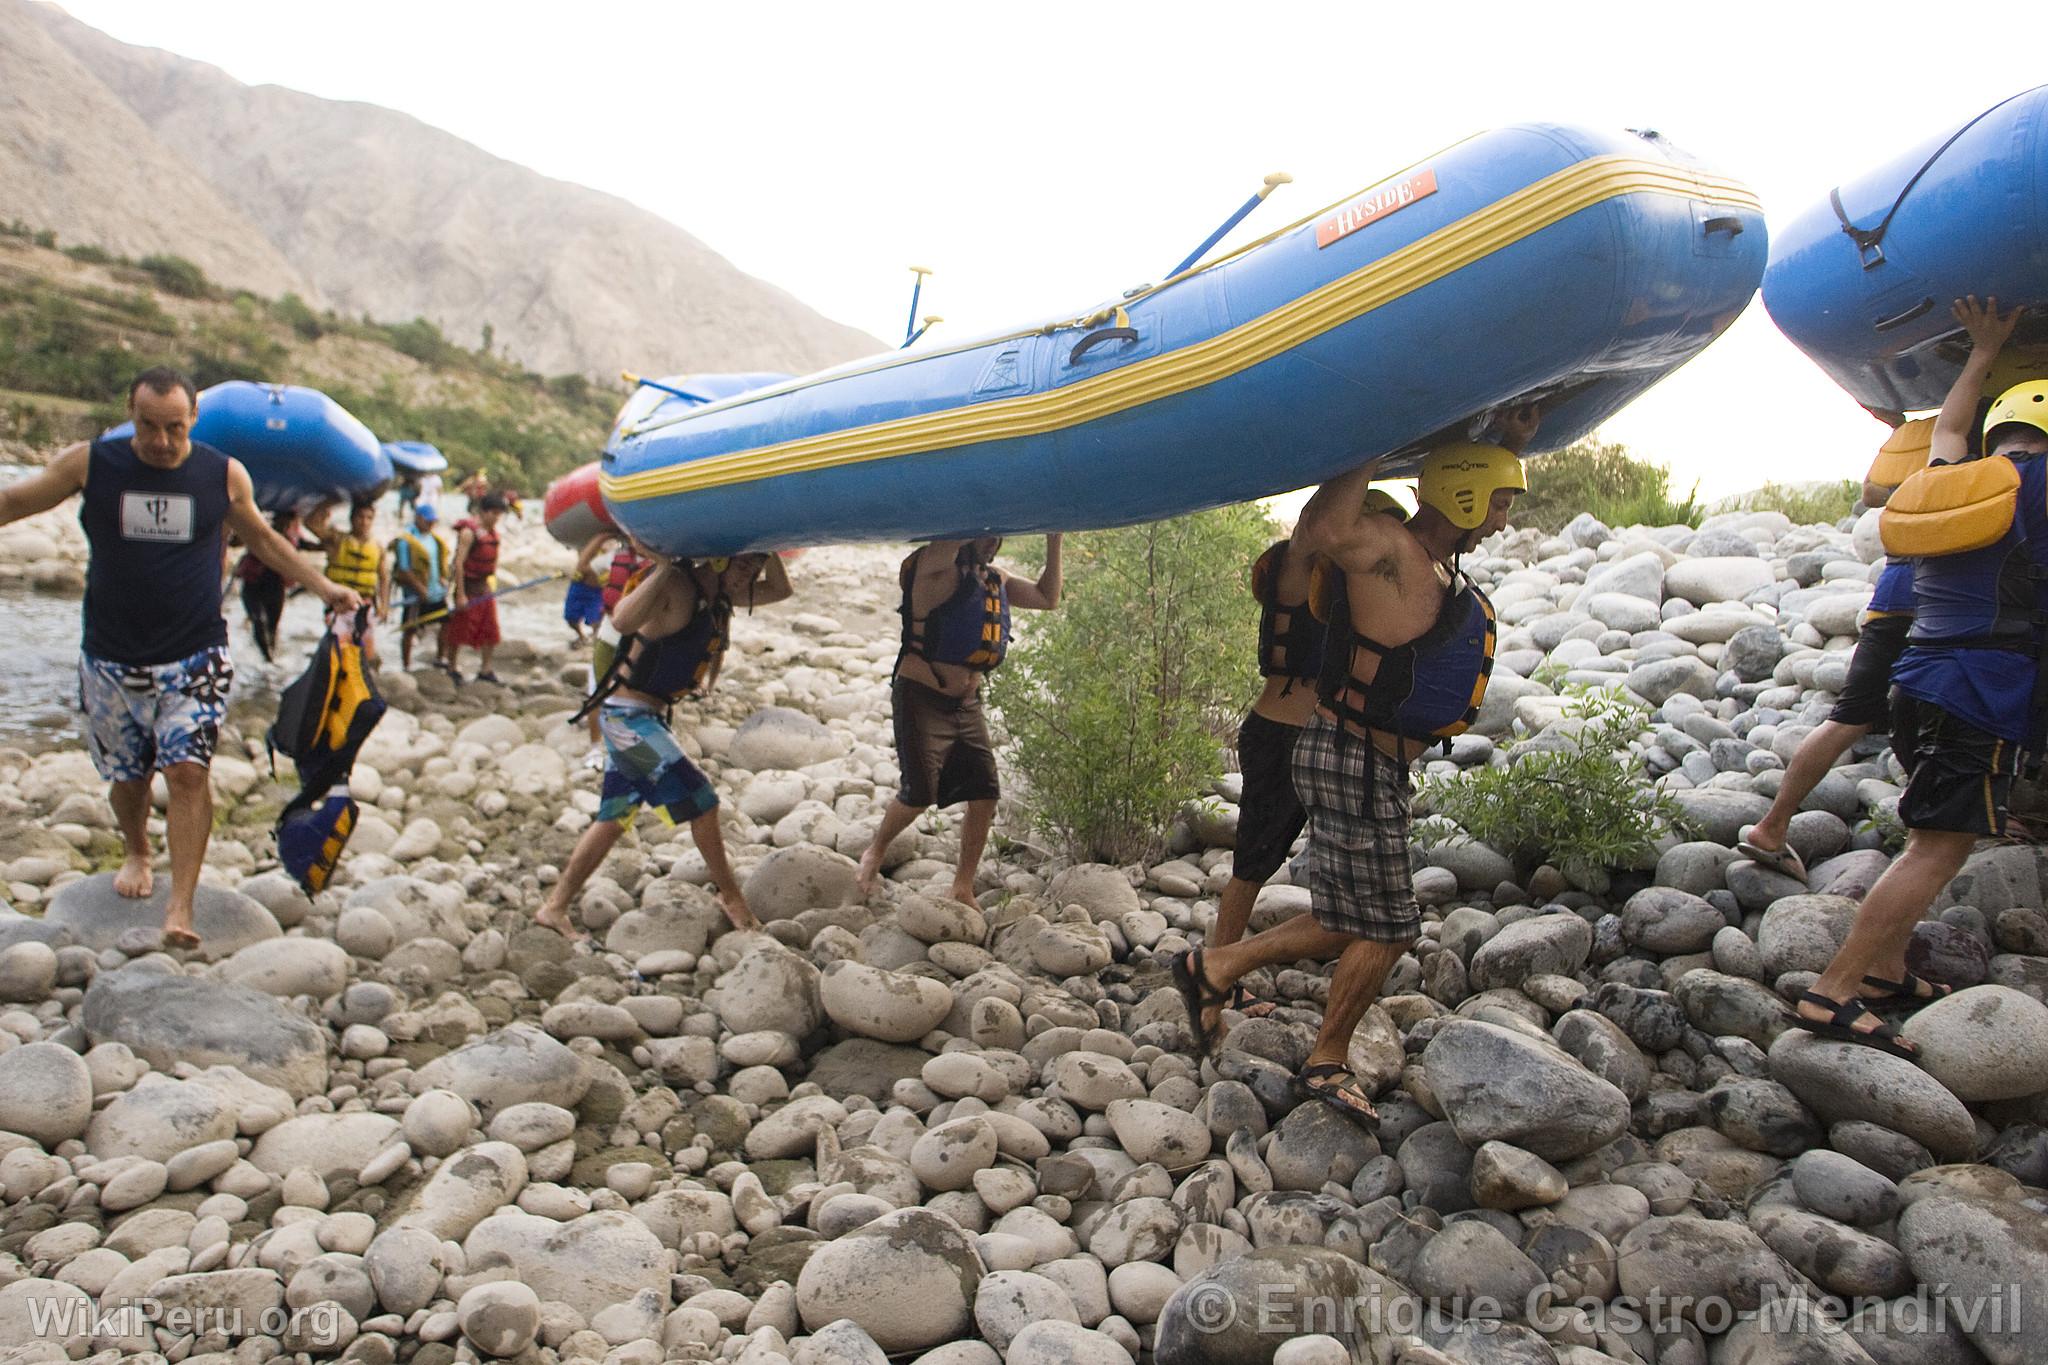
top-left (269, 611), bottom-right (387, 892)
top-left (574, 578), bottom-right (732, 720)
top-left (1309, 558), bottom-right (1495, 744)
top-left (455, 519), bottom-right (500, 585)
top-left (1884, 456), bottom-right (2047, 654)
top-left (325, 535), bottom-right (381, 595)
top-left (1250, 539), bottom-right (1325, 682)
top-left (603, 547), bottom-right (651, 613)
top-left (390, 530), bottom-right (450, 601)
top-left (901, 549), bottom-right (1010, 672)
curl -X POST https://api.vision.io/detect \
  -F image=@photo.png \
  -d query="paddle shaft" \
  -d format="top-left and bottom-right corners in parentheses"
top-left (402, 573), bottom-right (565, 629)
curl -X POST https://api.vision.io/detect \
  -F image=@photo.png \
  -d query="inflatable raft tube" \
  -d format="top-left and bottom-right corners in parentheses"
top-left (602, 122), bottom-right (1765, 558)
top-left (106, 380), bottom-right (390, 515)
top-left (383, 440), bottom-right (449, 475)
top-left (1764, 85), bottom-right (2048, 413)
top-left (543, 462), bottom-right (612, 549)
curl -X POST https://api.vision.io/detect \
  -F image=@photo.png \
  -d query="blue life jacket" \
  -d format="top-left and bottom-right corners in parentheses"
top-left (1310, 559), bottom-right (1495, 743)
top-left (1251, 539), bottom-right (1326, 682)
top-left (902, 550), bottom-right (1010, 671)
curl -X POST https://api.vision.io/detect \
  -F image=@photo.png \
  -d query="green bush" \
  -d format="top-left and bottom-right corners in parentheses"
top-left (1723, 480), bottom-right (1861, 526)
top-left (1416, 685), bottom-right (1686, 887)
top-left (62, 243), bottom-right (117, 265)
top-left (271, 293), bottom-right (325, 341)
top-left (987, 506), bottom-right (1274, 863)
top-left (138, 254), bottom-right (212, 299)
top-left (1513, 439), bottom-right (1700, 533)
top-left (382, 317), bottom-right (458, 367)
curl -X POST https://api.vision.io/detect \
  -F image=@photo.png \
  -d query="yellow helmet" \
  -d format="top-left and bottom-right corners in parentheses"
top-left (1363, 486), bottom-right (1409, 521)
top-left (1417, 442), bottom-right (1526, 530)
top-left (1984, 381), bottom-right (2048, 449)
top-left (1867, 416), bottom-right (1934, 487)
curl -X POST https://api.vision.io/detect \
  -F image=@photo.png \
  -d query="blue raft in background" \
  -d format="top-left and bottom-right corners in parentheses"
top-left (382, 440), bottom-right (449, 476)
top-left (1764, 84), bottom-right (2048, 413)
top-left (601, 121), bottom-right (1767, 558)
top-left (108, 380), bottom-right (390, 514)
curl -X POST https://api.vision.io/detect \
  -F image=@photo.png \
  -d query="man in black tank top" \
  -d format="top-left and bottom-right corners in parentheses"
top-left (0, 369), bottom-right (362, 949)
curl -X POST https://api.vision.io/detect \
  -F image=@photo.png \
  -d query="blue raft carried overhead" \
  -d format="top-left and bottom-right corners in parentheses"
top-left (108, 381), bottom-right (390, 514)
top-left (602, 122), bottom-right (1766, 558)
top-left (383, 440), bottom-right (449, 476)
top-left (1764, 85), bottom-right (2048, 413)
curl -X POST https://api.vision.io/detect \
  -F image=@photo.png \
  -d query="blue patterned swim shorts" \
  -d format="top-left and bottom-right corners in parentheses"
top-left (597, 702), bottom-right (719, 827)
top-left (78, 644), bottom-right (236, 782)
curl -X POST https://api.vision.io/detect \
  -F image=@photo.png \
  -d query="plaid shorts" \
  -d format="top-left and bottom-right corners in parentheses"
top-left (79, 644), bottom-right (235, 782)
top-left (1290, 712), bottom-right (1420, 943)
top-left (596, 703), bottom-right (719, 827)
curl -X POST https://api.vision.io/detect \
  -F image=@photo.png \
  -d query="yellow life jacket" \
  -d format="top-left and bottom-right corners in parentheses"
top-left (1880, 457), bottom-right (2021, 558)
top-left (1866, 417), bottom-right (1935, 490)
top-left (326, 535), bottom-right (381, 594)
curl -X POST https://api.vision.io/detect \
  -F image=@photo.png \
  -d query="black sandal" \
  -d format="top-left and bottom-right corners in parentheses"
top-left (1795, 992), bottom-right (1918, 1061)
top-left (1860, 971), bottom-right (1953, 1010)
top-left (1293, 1062), bottom-right (1379, 1129)
top-left (1171, 949), bottom-right (1232, 1059)
top-left (1227, 983), bottom-right (1278, 1020)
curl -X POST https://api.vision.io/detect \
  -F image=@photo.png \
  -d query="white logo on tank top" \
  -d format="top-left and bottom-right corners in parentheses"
top-left (120, 491), bottom-right (195, 543)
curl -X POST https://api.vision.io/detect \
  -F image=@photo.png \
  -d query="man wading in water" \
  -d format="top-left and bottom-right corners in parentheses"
top-left (857, 534), bottom-right (1063, 909)
top-left (0, 368), bottom-right (361, 948)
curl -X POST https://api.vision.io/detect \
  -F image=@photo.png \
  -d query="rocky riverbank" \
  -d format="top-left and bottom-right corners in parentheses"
top-left (1, 504), bottom-right (2046, 1365)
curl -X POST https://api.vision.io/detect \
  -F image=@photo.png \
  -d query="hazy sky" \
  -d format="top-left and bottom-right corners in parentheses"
top-left (53, 1), bottom-right (2034, 498)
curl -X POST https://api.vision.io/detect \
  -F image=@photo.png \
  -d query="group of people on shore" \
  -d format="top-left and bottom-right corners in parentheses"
top-left (3, 328), bottom-right (2046, 1123)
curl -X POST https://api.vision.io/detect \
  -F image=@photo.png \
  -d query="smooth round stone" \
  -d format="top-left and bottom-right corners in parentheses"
top-left (457, 1280), bottom-right (542, 1357)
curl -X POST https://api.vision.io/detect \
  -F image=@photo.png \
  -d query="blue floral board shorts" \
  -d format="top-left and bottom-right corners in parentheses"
top-left (78, 644), bottom-right (235, 782)
top-left (597, 702), bottom-right (719, 827)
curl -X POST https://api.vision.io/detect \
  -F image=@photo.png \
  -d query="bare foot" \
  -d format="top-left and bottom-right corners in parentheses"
top-left (114, 855), bottom-right (154, 899)
top-left (721, 893), bottom-right (762, 932)
top-left (534, 904), bottom-right (588, 941)
top-left (161, 904), bottom-right (200, 951)
top-left (948, 884), bottom-right (984, 912)
top-left (855, 844), bottom-right (883, 898)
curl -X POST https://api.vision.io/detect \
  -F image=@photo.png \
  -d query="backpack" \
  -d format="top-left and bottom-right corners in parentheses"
top-left (270, 611), bottom-right (387, 891)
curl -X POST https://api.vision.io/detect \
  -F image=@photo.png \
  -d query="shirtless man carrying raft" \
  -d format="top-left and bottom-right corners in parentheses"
top-left (857, 535), bottom-right (1063, 908)
top-left (1175, 407), bottom-right (1539, 1127)
top-left (535, 552), bottom-right (791, 939)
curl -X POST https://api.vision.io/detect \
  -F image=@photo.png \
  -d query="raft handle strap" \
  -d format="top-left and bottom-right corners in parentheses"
top-left (1873, 297), bottom-right (1937, 333)
top-left (1701, 215), bottom-right (1744, 237)
top-left (1829, 84), bottom-right (2044, 272)
top-left (1070, 327), bottom-right (1139, 364)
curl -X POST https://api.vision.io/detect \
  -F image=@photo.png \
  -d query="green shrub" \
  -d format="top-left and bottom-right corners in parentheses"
top-left (1416, 685), bottom-right (1686, 886)
top-left (987, 506), bottom-right (1274, 863)
top-left (138, 254), bottom-right (212, 299)
top-left (1513, 439), bottom-right (1700, 533)
top-left (383, 317), bottom-right (458, 367)
top-left (1722, 480), bottom-right (1861, 526)
top-left (62, 243), bottom-right (117, 265)
top-left (271, 293), bottom-right (324, 341)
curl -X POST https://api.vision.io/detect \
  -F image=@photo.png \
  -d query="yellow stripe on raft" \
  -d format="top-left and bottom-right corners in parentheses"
top-left (604, 156), bottom-right (1761, 505)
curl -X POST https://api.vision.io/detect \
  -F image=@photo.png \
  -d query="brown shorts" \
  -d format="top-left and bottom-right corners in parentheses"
top-left (893, 677), bottom-right (1000, 809)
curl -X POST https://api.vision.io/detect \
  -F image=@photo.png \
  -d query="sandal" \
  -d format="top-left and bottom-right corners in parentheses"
top-left (1860, 971), bottom-right (1953, 1011)
top-left (1293, 1062), bottom-right (1379, 1129)
top-left (475, 670), bottom-right (503, 685)
top-left (1171, 949), bottom-right (1232, 1059)
top-left (1736, 828), bottom-right (1808, 882)
top-left (1794, 991), bottom-right (1918, 1061)
top-left (1227, 983), bottom-right (1278, 1020)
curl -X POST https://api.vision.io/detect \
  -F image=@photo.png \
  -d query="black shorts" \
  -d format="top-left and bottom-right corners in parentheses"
top-left (1231, 710), bottom-right (1307, 884)
top-left (1828, 612), bottom-right (1912, 728)
top-left (892, 677), bottom-right (1001, 809)
top-left (1895, 697), bottom-right (2019, 836)
top-left (400, 599), bottom-right (446, 632)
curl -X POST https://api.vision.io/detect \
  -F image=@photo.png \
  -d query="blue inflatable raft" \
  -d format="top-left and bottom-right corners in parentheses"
top-left (601, 122), bottom-right (1765, 557)
top-left (107, 381), bottom-right (390, 514)
top-left (383, 440), bottom-right (449, 475)
top-left (1764, 85), bottom-right (2048, 413)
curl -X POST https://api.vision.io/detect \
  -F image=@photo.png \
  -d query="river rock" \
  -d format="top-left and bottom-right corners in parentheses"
top-left (251, 1112), bottom-right (402, 1179)
top-left (795, 1207), bottom-right (984, 1352)
top-left (1615, 1216), bottom-right (1796, 1326)
top-left (1047, 864), bottom-right (1142, 921)
top-left (1154, 1247), bottom-right (1415, 1365)
top-left (1620, 887), bottom-right (1725, 955)
top-left (730, 706), bottom-right (843, 770)
top-left (457, 1280), bottom-right (542, 1357)
top-left (973, 1270), bottom-right (1081, 1352)
top-left (1898, 1192), bottom-right (2048, 1365)
top-left (1756, 894), bottom-right (1861, 979)
top-left (1898, 985), bottom-right (2048, 1102)
top-left (744, 846), bottom-right (861, 919)
top-left (215, 937), bottom-right (351, 999)
top-left (412, 1024), bottom-right (591, 1119)
top-left (709, 946), bottom-right (824, 1036)
top-left (1468, 913), bottom-right (1592, 991)
top-left (1768, 1031), bottom-right (1976, 1161)
top-left (45, 873), bottom-right (280, 959)
top-left (0, 1041), bottom-right (93, 1145)
top-left (464, 1209), bottom-right (671, 1321)
top-left (820, 959), bottom-right (953, 1042)
top-left (1423, 1019), bottom-right (1630, 1160)
top-left (1006, 1321), bottom-right (1134, 1365)
top-left (402, 1140), bottom-right (528, 1240)
top-left (1665, 557), bottom-right (1776, 606)
top-left (83, 968), bottom-right (328, 1099)
top-left (1107, 1099), bottom-right (1213, 1170)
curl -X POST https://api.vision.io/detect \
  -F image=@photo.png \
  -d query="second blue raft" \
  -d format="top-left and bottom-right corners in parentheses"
top-left (602, 122), bottom-right (1766, 557)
